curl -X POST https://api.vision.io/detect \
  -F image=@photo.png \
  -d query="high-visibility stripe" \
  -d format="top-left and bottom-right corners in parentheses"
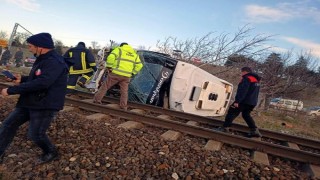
top-left (69, 52), bottom-right (73, 57)
top-left (81, 52), bottom-right (86, 70)
top-left (107, 46), bottom-right (142, 77)
top-left (69, 68), bottom-right (93, 74)
top-left (116, 49), bottom-right (122, 68)
top-left (113, 49), bottom-right (137, 74)
top-left (118, 59), bottom-right (136, 63)
top-left (132, 56), bottom-right (138, 71)
top-left (112, 68), bottom-right (132, 75)
top-left (89, 62), bottom-right (96, 66)
top-left (67, 85), bottom-right (76, 89)
top-left (83, 74), bottom-right (91, 80)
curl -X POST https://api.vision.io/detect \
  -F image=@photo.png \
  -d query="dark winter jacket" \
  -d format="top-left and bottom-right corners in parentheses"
top-left (234, 72), bottom-right (261, 106)
top-left (14, 50), bottom-right (24, 61)
top-left (7, 50), bottom-right (68, 110)
top-left (63, 44), bottom-right (97, 74)
top-left (1, 49), bottom-right (11, 62)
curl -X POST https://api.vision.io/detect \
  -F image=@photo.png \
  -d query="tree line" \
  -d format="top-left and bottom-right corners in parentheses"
top-left (2, 25), bottom-right (319, 107)
top-left (154, 25), bottom-right (320, 107)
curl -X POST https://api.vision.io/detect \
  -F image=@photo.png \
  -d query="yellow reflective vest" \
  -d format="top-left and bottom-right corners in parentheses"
top-left (106, 45), bottom-right (143, 77)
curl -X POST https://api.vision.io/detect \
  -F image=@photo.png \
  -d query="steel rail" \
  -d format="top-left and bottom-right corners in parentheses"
top-left (65, 97), bottom-right (320, 165)
top-left (0, 80), bottom-right (319, 165)
top-left (72, 90), bottom-right (320, 150)
top-left (0, 82), bottom-right (319, 151)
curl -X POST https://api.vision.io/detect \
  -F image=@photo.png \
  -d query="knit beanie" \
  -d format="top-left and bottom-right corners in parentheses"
top-left (26, 33), bottom-right (54, 49)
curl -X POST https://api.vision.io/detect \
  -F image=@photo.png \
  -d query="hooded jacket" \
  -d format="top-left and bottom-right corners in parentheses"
top-left (7, 50), bottom-right (68, 110)
top-left (235, 72), bottom-right (261, 106)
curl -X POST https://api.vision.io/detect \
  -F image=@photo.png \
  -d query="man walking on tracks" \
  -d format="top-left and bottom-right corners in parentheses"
top-left (64, 42), bottom-right (97, 94)
top-left (93, 42), bottom-right (143, 110)
top-left (0, 32), bottom-right (68, 164)
top-left (218, 67), bottom-right (262, 137)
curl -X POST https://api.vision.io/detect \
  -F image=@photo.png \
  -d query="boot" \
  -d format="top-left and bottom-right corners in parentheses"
top-left (93, 97), bottom-right (102, 104)
top-left (38, 150), bottom-right (59, 164)
top-left (247, 128), bottom-right (262, 138)
top-left (214, 127), bottom-right (230, 133)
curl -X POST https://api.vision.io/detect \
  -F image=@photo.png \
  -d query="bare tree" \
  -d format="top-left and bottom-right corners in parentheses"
top-left (137, 45), bottom-right (146, 50)
top-left (156, 24), bottom-right (272, 65)
top-left (257, 51), bottom-right (319, 109)
top-left (136, 45), bottom-right (152, 50)
top-left (91, 41), bottom-right (99, 50)
top-left (0, 31), bottom-right (8, 39)
top-left (284, 52), bottom-right (319, 93)
top-left (54, 40), bottom-right (64, 55)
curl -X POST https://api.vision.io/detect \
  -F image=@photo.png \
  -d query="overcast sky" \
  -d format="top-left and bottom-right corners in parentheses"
top-left (0, 0), bottom-right (319, 60)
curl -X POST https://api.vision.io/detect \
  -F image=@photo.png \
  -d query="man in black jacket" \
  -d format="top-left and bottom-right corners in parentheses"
top-left (219, 67), bottom-right (262, 137)
top-left (0, 47), bottom-right (11, 66)
top-left (64, 42), bottom-right (97, 94)
top-left (14, 47), bottom-right (24, 67)
top-left (0, 33), bottom-right (68, 164)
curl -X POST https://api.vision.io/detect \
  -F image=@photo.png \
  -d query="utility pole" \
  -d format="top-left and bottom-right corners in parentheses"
top-left (8, 23), bottom-right (33, 50)
top-left (7, 23), bottom-right (18, 50)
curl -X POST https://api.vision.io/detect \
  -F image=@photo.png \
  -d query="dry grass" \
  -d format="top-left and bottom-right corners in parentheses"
top-left (227, 109), bottom-right (320, 141)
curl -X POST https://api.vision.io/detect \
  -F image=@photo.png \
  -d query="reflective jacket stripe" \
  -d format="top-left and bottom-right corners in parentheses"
top-left (83, 74), bottom-right (91, 80)
top-left (106, 45), bottom-right (143, 77)
top-left (112, 49), bottom-right (137, 75)
top-left (67, 85), bottom-right (76, 89)
top-left (116, 49), bottom-right (122, 68)
top-left (68, 51), bottom-right (95, 74)
top-left (69, 68), bottom-right (93, 74)
top-left (81, 52), bottom-right (86, 70)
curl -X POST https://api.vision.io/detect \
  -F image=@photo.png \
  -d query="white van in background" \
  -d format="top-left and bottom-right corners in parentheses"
top-left (269, 98), bottom-right (303, 111)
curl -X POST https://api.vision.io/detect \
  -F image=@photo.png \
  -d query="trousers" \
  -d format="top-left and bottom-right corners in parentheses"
top-left (94, 73), bottom-right (130, 110)
top-left (223, 103), bottom-right (257, 129)
top-left (66, 72), bottom-right (94, 93)
top-left (0, 108), bottom-right (57, 155)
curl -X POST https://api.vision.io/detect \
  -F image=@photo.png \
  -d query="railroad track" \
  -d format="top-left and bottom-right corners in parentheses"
top-left (0, 82), bottom-right (319, 177)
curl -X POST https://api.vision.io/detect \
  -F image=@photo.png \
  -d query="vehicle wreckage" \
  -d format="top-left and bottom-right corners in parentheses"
top-left (85, 47), bottom-right (233, 117)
